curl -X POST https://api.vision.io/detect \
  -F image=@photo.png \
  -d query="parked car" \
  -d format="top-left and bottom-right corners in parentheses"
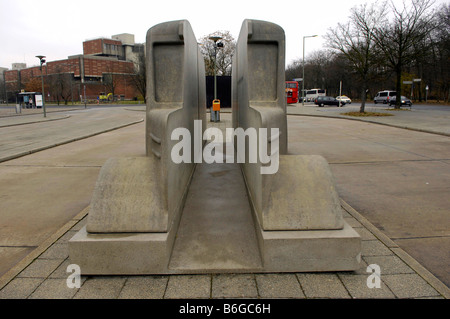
top-left (374, 90), bottom-right (396, 104)
top-left (314, 96), bottom-right (343, 107)
top-left (336, 95), bottom-right (351, 104)
top-left (388, 95), bottom-right (412, 107)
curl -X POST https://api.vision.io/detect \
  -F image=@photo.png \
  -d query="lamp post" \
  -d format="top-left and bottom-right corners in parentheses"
top-left (209, 36), bottom-right (223, 122)
top-left (302, 35), bottom-right (318, 106)
top-left (36, 55), bottom-right (46, 117)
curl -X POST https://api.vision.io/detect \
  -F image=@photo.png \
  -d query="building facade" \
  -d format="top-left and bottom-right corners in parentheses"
top-left (3, 34), bottom-right (145, 104)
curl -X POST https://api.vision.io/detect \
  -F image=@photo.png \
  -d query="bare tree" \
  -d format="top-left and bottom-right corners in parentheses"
top-left (128, 47), bottom-right (146, 102)
top-left (102, 75), bottom-right (118, 101)
top-left (326, 2), bottom-right (386, 112)
top-left (49, 67), bottom-right (72, 105)
top-left (427, 3), bottom-right (450, 102)
top-left (199, 31), bottom-right (236, 76)
top-left (372, 0), bottom-right (436, 108)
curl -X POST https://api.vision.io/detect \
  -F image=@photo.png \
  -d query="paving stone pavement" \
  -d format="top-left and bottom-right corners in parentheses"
top-left (0, 202), bottom-right (447, 300)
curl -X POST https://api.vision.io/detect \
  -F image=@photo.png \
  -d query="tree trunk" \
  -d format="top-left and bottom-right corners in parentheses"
top-left (360, 85), bottom-right (367, 113)
top-left (395, 64), bottom-right (402, 109)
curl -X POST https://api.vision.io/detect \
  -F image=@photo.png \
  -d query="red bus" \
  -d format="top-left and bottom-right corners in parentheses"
top-left (285, 81), bottom-right (299, 104)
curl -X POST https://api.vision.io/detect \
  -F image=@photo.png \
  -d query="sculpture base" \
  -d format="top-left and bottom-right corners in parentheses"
top-left (69, 221), bottom-right (360, 275)
top-left (69, 161), bottom-right (361, 275)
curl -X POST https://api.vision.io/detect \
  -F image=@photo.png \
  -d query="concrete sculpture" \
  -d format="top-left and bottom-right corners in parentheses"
top-left (231, 19), bottom-right (360, 271)
top-left (69, 19), bottom-right (360, 275)
top-left (69, 20), bottom-right (207, 274)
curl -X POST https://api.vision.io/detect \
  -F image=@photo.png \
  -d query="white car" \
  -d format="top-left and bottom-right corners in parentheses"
top-left (336, 95), bottom-right (351, 104)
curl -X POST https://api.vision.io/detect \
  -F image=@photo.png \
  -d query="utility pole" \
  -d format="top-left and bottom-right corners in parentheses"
top-left (209, 36), bottom-right (223, 122)
top-left (302, 35), bottom-right (318, 106)
top-left (36, 55), bottom-right (46, 117)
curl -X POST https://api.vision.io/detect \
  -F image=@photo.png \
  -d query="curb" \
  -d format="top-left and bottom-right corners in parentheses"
top-left (0, 207), bottom-right (89, 290)
top-left (286, 111), bottom-right (450, 137)
top-left (341, 199), bottom-right (450, 299)
top-left (0, 107), bottom-right (86, 119)
top-left (0, 118), bottom-right (144, 164)
top-left (0, 115), bottom-right (71, 128)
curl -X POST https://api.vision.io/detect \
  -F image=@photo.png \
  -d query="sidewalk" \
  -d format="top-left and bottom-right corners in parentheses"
top-left (0, 106), bottom-right (448, 300)
top-left (0, 113), bottom-right (70, 128)
top-left (0, 105), bottom-right (85, 118)
top-left (285, 102), bottom-right (450, 136)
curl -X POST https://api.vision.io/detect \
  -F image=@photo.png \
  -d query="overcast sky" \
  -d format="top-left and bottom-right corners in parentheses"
top-left (1, 0), bottom-right (446, 69)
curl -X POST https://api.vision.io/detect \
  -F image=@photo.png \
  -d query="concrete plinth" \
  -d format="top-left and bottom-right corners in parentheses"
top-left (69, 226), bottom-right (172, 275)
top-left (69, 160), bottom-right (361, 275)
top-left (256, 221), bottom-right (361, 272)
top-left (69, 221), bottom-right (360, 275)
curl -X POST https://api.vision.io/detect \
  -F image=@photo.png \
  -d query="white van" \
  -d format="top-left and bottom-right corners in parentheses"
top-left (374, 90), bottom-right (396, 104)
top-left (305, 88), bottom-right (326, 102)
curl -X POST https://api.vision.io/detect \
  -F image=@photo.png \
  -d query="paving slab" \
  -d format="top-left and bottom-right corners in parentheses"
top-left (211, 274), bottom-right (258, 298)
top-left (383, 274), bottom-right (441, 298)
top-left (255, 274), bottom-right (305, 299)
top-left (296, 273), bottom-right (350, 299)
top-left (0, 278), bottom-right (44, 299)
top-left (28, 278), bottom-right (80, 299)
top-left (118, 276), bottom-right (168, 299)
top-left (73, 276), bottom-right (127, 299)
top-left (338, 274), bottom-right (396, 299)
top-left (165, 275), bottom-right (211, 299)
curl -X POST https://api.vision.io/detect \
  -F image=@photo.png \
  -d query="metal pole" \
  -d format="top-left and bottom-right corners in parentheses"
top-left (210, 43), bottom-right (217, 122)
top-left (209, 36), bottom-right (222, 122)
top-left (2, 71), bottom-right (7, 106)
top-left (41, 67), bottom-right (46, 118)
top-left (302, 35), bottom-right (318, 106)
top-left (36, 56), bottom-right (46, 117)
top-left (214, 45), bottom-right (217, 101)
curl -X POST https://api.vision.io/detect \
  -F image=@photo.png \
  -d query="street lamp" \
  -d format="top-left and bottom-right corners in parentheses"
top-left (209, 36), bottom-right (223, 122)
top-left (36, 55), bottom-right (46, 117)
top-left (302, 35), bottom-right (318, 106)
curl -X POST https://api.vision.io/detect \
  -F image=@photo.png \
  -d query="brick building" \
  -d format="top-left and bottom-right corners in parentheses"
top-left (3, 33), bottom-right (144, 103)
